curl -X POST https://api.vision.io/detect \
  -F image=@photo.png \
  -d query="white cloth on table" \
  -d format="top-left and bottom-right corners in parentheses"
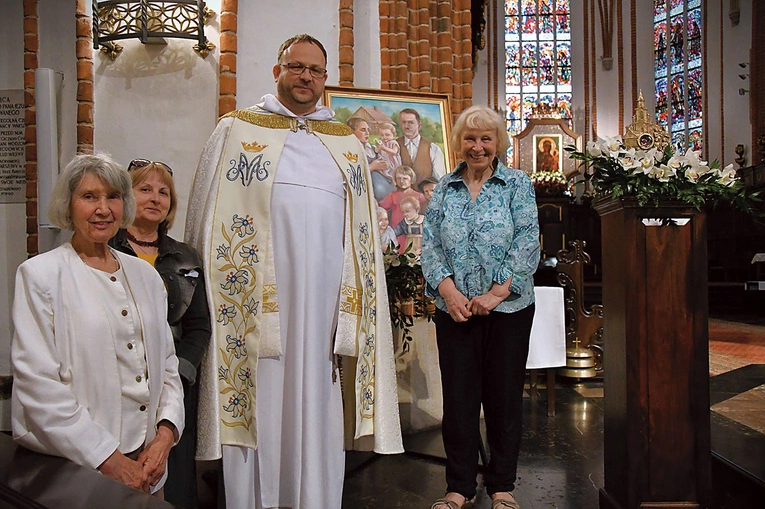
top-left (526, 286), bottom-right (567, 369)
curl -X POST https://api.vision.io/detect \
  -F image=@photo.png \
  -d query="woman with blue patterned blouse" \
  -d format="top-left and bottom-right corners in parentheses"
top-left (422, 106), bottom-right (540, 509)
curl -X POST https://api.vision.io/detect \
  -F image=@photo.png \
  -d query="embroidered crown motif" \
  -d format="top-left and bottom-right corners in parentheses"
top-left (344, 151), bottom-right (359, 163)
top-left (241, 141), bottom-right (268, 152)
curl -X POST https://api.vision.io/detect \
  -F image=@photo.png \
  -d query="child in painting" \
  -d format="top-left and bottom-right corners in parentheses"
top-left (392, 196), bottom-right (425, 255)
top-left (378, 206), bottom-right (399, 252)
top-left (379, 166), bottom-right (427, 249)
top-left (375, 122), bottom-right (402, 172)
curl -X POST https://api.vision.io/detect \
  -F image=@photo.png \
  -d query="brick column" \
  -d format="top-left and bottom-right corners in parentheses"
top-left (75, 0), bottom-right (94, 153)
top-left (23, 0), bottom-right (39, 257)
top-left (379, 0), bottom-right (474, 118)
top-left (338, 0), bottom-right (354, 86)
top-left (219, 0), bottom-right (237, 117)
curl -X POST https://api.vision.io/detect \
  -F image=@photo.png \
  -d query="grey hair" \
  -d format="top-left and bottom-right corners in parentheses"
top-left (48, 153), bottom-right (136, 230)
top-left (451, 105), bottom-right (510, 156)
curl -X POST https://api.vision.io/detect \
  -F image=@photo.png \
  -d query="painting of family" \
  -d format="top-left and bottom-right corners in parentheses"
top-left (324, 87), bottom-right (453, 255)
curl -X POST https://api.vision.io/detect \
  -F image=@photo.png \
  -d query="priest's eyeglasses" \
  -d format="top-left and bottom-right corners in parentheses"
top-left (280, 62), bottom-right (327, 79)
top-left (127, 158), bottom-right (174, 176)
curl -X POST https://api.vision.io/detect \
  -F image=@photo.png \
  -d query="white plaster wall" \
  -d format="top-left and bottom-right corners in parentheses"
top-left (353, 0), bottom-right (382, 89)
top-left (237, 0), bottom-right (340, 108)
top-left (38, 0), bottom-right (78, 254)
top-left (0, 0), bottom-right (25, 431)
top-left (93, 0), bottom-right (222, 239)
top-left (719, 0), bottom-right (752, 166)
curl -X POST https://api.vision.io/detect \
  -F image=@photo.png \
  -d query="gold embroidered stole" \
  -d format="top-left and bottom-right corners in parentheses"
top-left (208, 109), bottom-right (379, 447)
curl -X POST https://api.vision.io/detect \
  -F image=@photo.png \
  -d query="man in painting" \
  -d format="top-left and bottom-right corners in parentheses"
top-left (536, 137), bottom-right (560, 173)
top-left (397, 108), bottom-right (447, 185)
top-left (185, 33), bottom-right (402, 509)
top-left (348, 117), bottom-right (396, 201)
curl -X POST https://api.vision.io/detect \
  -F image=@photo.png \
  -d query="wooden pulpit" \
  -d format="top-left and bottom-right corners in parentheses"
top-left (594, 198), bottom-right (712, 509)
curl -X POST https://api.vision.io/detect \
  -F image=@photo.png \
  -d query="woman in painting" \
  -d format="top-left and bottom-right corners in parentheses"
top-left (110, 159), bottom-right (211, 508)
top-left (11, 153), bottom-right (184, 497)
top-left (536, 137), bottom-right (559, 173)
top-left (421, 106), bottom-right (540, 509)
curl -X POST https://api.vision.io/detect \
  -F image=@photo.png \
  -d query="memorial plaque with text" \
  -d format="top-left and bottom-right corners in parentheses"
top-left (0, 90), bottom-right (26, 203)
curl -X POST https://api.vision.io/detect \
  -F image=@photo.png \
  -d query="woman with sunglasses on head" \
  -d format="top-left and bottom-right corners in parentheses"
top-left (110, 159), bottom-right (211, 509)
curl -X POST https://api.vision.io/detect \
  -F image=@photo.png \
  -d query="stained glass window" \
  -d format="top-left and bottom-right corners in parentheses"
top-left (654, 0), bottom-right (703, 152)
top-left (505, 0), bottom-right (572, 161)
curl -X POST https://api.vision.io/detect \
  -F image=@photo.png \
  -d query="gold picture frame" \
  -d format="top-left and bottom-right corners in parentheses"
top-left (512, 118), bottom-right (582, 177)
top-left (323, 85), bottom-right (455, 178)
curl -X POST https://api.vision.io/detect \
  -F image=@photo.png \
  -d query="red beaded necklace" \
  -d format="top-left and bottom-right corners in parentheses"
top-left (126, 230), bottom-right (160, 248)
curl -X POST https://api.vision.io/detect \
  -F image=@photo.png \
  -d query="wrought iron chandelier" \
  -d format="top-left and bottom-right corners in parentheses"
top-left (92, 0), bottom-right (215, 59)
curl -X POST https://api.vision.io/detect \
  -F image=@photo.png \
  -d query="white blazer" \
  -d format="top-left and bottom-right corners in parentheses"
top-left (11, 243), bottom-right (184, 484)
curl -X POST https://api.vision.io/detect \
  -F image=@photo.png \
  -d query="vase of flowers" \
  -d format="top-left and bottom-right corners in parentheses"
top-left (531, 170), bottom-right (572, 197)
top-left (565, 136), bottom-right (762, 214)
top-left (383, 244), bottom-right (435, 355)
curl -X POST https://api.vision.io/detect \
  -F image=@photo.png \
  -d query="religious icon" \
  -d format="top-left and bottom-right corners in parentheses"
top-left (533, 134), bottom-right (563, 173)
top-left (638, 133), bottom-right (655, 150)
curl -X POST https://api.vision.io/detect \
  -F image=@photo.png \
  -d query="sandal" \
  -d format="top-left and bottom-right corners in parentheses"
top-left (431, 499), bottom-right (461, 509)
top-left (491, 492), bottom-right (520, 509)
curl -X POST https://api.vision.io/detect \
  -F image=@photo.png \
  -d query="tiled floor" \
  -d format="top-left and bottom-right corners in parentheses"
top-left (196, 318), bottom-right (765, 509)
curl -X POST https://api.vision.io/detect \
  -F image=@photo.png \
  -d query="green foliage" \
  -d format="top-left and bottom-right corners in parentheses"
top-left (566, 140), bottom-right (763, 220)
top-left (383, 244), bottom-right (435, 354)
top-left (334, 107), bottom-right (353, 125)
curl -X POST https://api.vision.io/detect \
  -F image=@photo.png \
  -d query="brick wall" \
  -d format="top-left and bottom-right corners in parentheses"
top-left (75, 0), bottom-right (93, 154)
top-left (379, 0), bottom-right (474, 117)
top-left (338, 0), bottom-right (354, 86)
top-left (219, 0), bottom-right (238, 117)
top-left (23, 0), bottom-right (38, 258)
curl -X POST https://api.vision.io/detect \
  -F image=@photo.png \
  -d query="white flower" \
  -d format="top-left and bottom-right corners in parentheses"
top-left (666, 154), bottom-right (684, 170)
top-left (384, 252), bottom-right (401, 267)
top-left (618, 148), bottom-right (641, 171)
top-left (601, 136), bottom-right (623, 156)
top-left (586, 140), bottom-right (602, 158)
top-left (648, 164), bottom-right (676, 182)
top-left (685, 167), bottom-right (701, 182)
top-left (718, 164), bottom-right (737, 187)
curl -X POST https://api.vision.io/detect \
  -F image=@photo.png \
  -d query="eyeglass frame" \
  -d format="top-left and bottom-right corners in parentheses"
top-left (279, 62), bottom-right (327, 79)
top-left (127, 158), bottom-right (173, 176)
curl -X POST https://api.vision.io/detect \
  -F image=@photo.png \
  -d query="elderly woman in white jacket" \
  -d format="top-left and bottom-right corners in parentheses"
top-left (11, 153), bottom-right (184, 497)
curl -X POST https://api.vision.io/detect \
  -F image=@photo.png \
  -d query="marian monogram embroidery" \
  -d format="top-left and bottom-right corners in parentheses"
top-left (227, 153), bottom-right (270, 187)
top-left (346, 163), bottom-right (367, 197)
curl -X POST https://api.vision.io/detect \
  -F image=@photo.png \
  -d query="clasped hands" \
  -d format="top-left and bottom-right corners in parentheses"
top-left (98, 421), bottom-right (176, 493)
top-left (439, 277), bottom-right (511, 323)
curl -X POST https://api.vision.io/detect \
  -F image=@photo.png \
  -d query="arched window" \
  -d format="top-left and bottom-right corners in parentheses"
top-left (654, 0), bottom-right (703, 151)
top-left (504, 0), bottom-right (572, 161)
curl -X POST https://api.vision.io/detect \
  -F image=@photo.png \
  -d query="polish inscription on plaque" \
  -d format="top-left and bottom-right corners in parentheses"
top-left (0, 90), bottom-right (26, 203)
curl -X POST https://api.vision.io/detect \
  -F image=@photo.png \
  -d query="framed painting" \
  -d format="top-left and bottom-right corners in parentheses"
top-left (512, 118), bottom-right (582, 178)
top-left (323, 86), bottom-right (455, 191)
top-left (533, 134), bottom-right (563, 173)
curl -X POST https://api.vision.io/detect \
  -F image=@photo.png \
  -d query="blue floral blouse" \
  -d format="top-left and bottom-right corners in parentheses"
top-left (421, 159), bottom-right (540, 314)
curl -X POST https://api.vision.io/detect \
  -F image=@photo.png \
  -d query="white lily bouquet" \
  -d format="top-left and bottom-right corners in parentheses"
top-left (566, 137), bottom-right (761, 215)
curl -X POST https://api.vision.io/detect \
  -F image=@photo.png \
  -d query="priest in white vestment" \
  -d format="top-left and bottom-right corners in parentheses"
top-left (185, 34), bottom-right (403, 509)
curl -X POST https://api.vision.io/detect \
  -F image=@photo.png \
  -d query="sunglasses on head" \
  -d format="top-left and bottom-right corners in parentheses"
top-left (127, 158), bottom-right (174, 176)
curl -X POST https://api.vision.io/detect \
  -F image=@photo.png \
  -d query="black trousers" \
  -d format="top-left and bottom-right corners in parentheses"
top-left (164, 379), bottom-right (199, 509)
top-left (434, 304), bottom-right (535, 500)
